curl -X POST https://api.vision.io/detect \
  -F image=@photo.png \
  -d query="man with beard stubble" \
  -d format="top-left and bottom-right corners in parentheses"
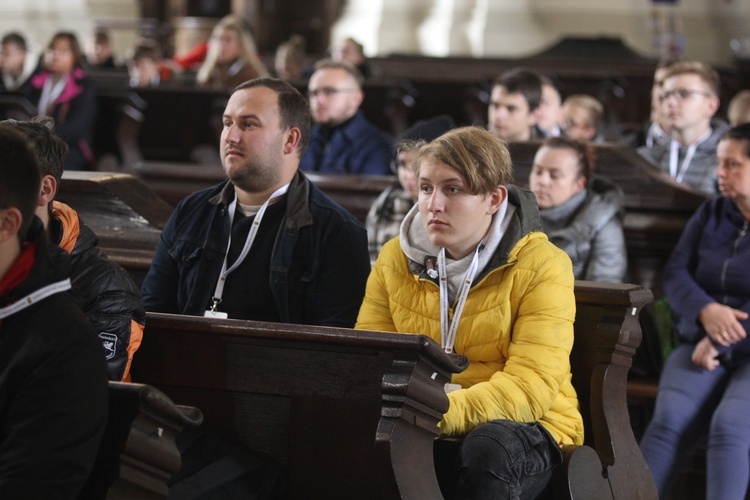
top-left (141, 78), bottom-right (371, 327)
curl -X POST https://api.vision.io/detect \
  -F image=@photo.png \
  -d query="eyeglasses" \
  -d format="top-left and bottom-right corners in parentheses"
top-left (658, 88), bottom-right (714, 101)
top-left (307, 87), bottom-right (359, 99)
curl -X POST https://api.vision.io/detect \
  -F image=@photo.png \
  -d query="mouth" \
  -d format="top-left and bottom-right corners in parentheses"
top-left (428, 219), bottom-right (448, 227)
top-left (224, 148), bottom-right (243, 159)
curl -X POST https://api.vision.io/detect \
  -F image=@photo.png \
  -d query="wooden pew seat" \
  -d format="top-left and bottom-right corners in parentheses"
top-left (132, 281), bottom-right (656, 499)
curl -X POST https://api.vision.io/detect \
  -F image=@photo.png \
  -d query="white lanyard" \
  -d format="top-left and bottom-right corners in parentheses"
top-left (668, 128), bottom-right (711, 183)
top-left (208, 183), bottom-right (289, 313)
top-left (438, 244), bottom-right (484, 354)
top-left (0, 279), bottom-right (71, 319)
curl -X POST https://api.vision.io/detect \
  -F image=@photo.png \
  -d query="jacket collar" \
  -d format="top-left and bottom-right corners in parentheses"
top-left (31, 67), bottom-right (86, 104)
top-left (208, 170), bottom-right (314, 228)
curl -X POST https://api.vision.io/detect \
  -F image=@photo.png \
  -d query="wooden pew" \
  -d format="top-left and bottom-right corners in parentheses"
top-left (131, 281), bottom-right (656, 499)
top-left (80, 382), bottom-right (203, 499)
top-left (132, 314), bottom-right (467, 499)
top-left (129, 145), bottom-right (705, 298)
top-left (56, 171), bottom-right (173, 286)
top-left (129, 160), bottom-right (395, 223)
top-left (92, 79), bottom-right (411, 169)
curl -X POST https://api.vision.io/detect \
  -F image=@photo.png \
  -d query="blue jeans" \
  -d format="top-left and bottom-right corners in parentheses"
top-left (639, 343), bottom-right (750, 499)
top-left (434, 420), bottom-right (563, 499)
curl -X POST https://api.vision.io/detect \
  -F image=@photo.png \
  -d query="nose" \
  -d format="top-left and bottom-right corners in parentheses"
top-left (224, 123), bottom-right (240, 144)
top-left (426, 190), bottom-right (444, 213)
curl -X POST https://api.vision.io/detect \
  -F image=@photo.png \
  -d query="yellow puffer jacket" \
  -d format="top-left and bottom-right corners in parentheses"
top-left (356, 192), bottom-right (584, 446)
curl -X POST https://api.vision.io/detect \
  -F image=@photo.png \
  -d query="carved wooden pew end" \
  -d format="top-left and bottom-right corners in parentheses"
top-left (80, 381), bottom-right (203, 499)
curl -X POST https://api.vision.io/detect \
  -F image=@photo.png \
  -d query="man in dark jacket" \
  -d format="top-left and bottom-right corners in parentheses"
top-left (299, 59), bottom-right (392, 175)
top-left (0, 124), bottom-right (108, 497)
top-left (3, 116), bottom-right (145, 381)
top-left (142, 78), bottom-right (371, 327)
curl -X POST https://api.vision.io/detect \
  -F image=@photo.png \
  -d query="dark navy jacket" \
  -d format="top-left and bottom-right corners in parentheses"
top-left (299, 110), bottom-right (393, 175)
top-left (664, 196), bottom-right (750, 353)
top-left (141, 171), bottom-right (371, 328)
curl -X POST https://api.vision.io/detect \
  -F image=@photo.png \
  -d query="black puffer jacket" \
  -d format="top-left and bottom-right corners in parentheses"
top-left (51, 202), bottom-right (145, 381)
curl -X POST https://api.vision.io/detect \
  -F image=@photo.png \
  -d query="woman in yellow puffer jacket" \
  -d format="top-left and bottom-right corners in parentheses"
top-left (355, 126), bottom-right (583, 499)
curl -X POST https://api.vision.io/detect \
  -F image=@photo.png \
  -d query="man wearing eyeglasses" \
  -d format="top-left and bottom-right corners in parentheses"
top-left (637, 60), bottom-right (729, 195)
top-left (299, 59), bottom-right (392, 175)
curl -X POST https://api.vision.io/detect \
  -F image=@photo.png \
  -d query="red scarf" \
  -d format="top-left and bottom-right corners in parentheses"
top-left (0, 242), bottom-right (37, 297)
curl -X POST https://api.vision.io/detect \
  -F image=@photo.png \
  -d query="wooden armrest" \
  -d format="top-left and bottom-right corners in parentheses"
top-left (79, 381), bottom-right (203, 499)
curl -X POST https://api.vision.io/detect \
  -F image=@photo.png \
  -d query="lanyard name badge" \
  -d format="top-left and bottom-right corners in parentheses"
top-left (438, 244), bottom-right (484, 393)
top-left (204, 183), bottom-right (290, 319)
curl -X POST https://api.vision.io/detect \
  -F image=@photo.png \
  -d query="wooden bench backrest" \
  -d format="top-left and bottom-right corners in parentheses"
top-left (132, 281), bottom-right (656, 499)
top-left (56, 171), bottom-right (172, 284)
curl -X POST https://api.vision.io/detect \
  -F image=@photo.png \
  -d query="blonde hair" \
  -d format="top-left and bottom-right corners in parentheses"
top-left (728, 90), bottom-right (750, 127)
top-left (409, 126), bottom-right (513, 195)
top-left (663, 60), bottom-right (720, 96)
top-left (197, 15), bottom-right (268, 86)
top-left (563, 94), bottom-right (604, 131)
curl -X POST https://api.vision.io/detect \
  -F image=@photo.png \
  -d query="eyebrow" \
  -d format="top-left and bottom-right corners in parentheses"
top-left (223, 113), bottom-right (260, 121)
top-left (419, 175), bottom-right (465, 184)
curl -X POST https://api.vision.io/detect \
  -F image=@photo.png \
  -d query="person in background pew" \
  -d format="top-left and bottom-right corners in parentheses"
top-left (3, 116), bottom-right (145, 381)
top-left (366, 114), bottom-right (455, 262)
top-left (142, 77), bottom-right (371, 327)
top-left (0, 32), bottom-right (40, 94)
top-left (330, 36), bottom-right (373, 79)
top-left (300, 59), bottom-right (393, 175)
top-left (728, 89), bottom-right (750, 127)
top-left (534, 75), bottom-right (563, 138)
top-left (561, 94), bottom-right (604, 142)
top-left (127, 42), bottom-right (175, 88)
top-left (639, 123), bottom-right (750, 499)
top-left (530, 136), bottom-right (627, 282)
top-left (356, 126), bottom-right (583, 499)
top-left (84, 29), bottom-right (117, 70)
top-left (637, 60), bottom-right (729, 195)
top-left (23, 31), bottom-right (97, 171)
top-left (196, 15), bottom-right (269, 90)
top-left (274, 34), bottom-right (311, 81)
top-left (488, 67), bottom-right (543, 142)
top-left (623, 60), bottom-right (675, 150)
top-left (0, 124), bottom-right (108, 497)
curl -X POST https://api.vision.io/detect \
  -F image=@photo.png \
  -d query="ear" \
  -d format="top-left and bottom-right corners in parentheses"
top-left (38, 175), bottom-right (57, 207)
top-left (575, 175), bottom-right (587, 192)
top-left (283, 127), bottom-right (302, 155)
top-left (707, 95), bottom-right (720, 117)
top-left (0, 207), bottom-right (23, 243)
top-left (529, 106), bottom-right (541, 127)
top-left (352, 89), bottom-right (365, 109)
top-left (487, 185), bottom-right (508, 215)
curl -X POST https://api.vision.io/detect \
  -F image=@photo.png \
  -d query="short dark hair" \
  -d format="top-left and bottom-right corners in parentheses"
top-left (234, 77), bottom-right (312, 158)
top-left (1, 32), bottom-right (27, 51)
top-left (541, 136), bottom-right (596, 181)
top-left (721, 123), bottom-right (750, 158)
top-left (493, 68), bottom-right (544, 112)
top-left (1, 117), bottom-right (68, 183)
top-left (0, 124), bottom-right (41, 240)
